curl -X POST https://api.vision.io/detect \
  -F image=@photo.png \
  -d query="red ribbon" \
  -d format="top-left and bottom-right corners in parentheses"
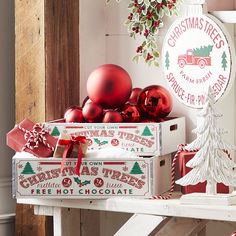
top-left (58, 135), bottom-right (87, 175)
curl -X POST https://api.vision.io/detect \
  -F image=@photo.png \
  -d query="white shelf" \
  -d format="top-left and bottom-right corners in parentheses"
top-left (17, 194), bottom-right (236, 222)
top-left (210, 11), bottom-right (236, 23)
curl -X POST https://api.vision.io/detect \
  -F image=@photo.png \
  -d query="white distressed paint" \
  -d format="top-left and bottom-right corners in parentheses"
top-left (114, 214), bottom-right (166, 236)
top-left (16, 197), bottom-right (236, 223)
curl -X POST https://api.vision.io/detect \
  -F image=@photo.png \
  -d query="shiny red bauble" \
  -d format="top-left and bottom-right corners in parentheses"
top-left (103, 111), bottom-right (123, 123)
top-left (81, 96), bottom-right (92, 108)
top-left (128, 87), bottom-right (142, 104)
top-left (137, 85), bottom-right (172, 118)
top-left (82, 102), bottom-right (103, 122)
top-left (121, 103), bottom-right (140, 122)
top-left (64, 106), bottom-right (84, 123)
top-left (87, 64), bottom-right (132, 109)
top-left (231, 232), bottom-right (236, 236)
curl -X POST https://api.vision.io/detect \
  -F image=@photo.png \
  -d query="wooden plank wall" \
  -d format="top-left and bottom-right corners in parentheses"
top-left (45, 0), bottom-right (80, 121)
top-left (15, 0), bottom-right (80, 235)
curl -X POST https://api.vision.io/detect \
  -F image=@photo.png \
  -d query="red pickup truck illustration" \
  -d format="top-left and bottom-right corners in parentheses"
top-left (178, 48), bottom-right (212, 69)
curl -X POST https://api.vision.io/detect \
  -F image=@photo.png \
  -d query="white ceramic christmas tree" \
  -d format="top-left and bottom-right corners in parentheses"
top-left (176, 87), bottom-right (236, 198)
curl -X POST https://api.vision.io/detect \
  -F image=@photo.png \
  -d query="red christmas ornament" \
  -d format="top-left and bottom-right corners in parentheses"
top-left (138, 85), bottom-right (172, 118)
top-left (231, 232), bottom-right (236, 236)
top-left (103, 111), bottom-right (123, 123)
top-left (81, 96), bottom-right (92, 108)
top-left (64, 106), bottom-right (84, 123)
top-left (128, 87), bottom-right (142, 104)
top-left (87, 64), bottom-right (132, 109)
top-left (82, 102), bottom-right (103, 122)
top-left (121, 103), bottom-right (140, 122)
top-left (140, 117), bottom-right (157, 123)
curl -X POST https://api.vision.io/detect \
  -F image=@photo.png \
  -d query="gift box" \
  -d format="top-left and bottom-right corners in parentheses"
top-left (12, 153), bottom-right (172, 199)
top-left (178, 150), bottom-right (229, 194)
top-left (7, 118), bottom-right (57, 157)
top-left (54, 133), bottom-right (88, 159)
top-left (54, 133), bottom-right (88, 175)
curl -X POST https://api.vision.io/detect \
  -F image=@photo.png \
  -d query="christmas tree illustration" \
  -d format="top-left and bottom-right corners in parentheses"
top-left (193, 45), bottom-right (213, 57)
top-left (221, 51), bottom-right (227, 71)
top-left (21, 162), bottom-right (35, 175)
top-left (130, 162), bottom-right (144, 174)
top-left (141, 126), bottom-right (153, 136)
top-left (165, 51), bottom-right (170, 70)
top-left (176, 87), bottom-right (236, 195)
top-left (51, 126), bottom-right (60, 136)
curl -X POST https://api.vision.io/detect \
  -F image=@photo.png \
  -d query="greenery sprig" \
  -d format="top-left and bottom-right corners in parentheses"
top-left (106, 0), bottom-right (182, 66)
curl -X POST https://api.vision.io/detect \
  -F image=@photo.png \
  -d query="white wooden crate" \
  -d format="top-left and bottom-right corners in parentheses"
top-left (13, 154), bottom-right (171, 199)
top-left (45, 117), bottom-right (185, 156)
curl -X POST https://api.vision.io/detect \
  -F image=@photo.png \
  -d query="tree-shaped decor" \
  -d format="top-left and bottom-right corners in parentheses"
top-left (51, 126), bottom-right (60, 136)
top-left (176, 87), bottom-right (236, 195)
top-left (130, 162), bottom-right (144, 175)
top-left (221, 51), bottom-right (227, 71)
top-left (141, 126), bottom-right (153, 136)
top-left (21, 162), bottom-right (35, 175)
top-left (165, 51), bottom-right (170, 70)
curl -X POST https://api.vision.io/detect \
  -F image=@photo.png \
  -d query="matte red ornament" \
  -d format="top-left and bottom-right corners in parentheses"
top-left (82, 102), bottom-right (103, 122)
top-left (64, 106), bottom-right (84, 123)
top-left (128, 87), bottom-right (142, 104)
top-left (137, 85), bottom-right (172, 118)
top-left (121, 103), bottom-right (140, 122)
top-left (103, 111), bottom-right (123, 123)
top-left (87, 64), bottom-right (132, 109)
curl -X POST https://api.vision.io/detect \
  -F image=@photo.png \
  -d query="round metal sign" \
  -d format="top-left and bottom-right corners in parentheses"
top-left (162, 14), bottom-right (235, 108)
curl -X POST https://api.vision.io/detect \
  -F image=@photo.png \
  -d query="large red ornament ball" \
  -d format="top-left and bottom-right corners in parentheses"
top-left (64, 106), bottom-right (84, 123)
top-left (121, 103), bottom-right (140, 122)
top-left (87, 64), bottom-right (132, 109)
top-left (231, 232), bottom-right (236, 236)
top-left (137, 85), bottom-right (173, 118)
top-left (128, 87), bottom-right (142, 104)
top-left (103, 111), bottom-right (123, 123)
top-left (82, 102), bottom-right (103, 122)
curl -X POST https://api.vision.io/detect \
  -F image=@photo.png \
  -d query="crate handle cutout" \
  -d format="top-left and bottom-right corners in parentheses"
top-left (160, 159), bottom-right (165, 167)
top-left (170, 124), bottom-right (178, 131)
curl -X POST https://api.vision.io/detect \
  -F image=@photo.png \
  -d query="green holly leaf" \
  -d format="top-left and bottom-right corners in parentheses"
top-left (74, 177), bottom-right (81, 184)
top-left (94, 138), bottom-right (100, 144)
top-left (82, 180), bottom-right (91, 186)
top-left (101, 141), bottom-right (108, 145)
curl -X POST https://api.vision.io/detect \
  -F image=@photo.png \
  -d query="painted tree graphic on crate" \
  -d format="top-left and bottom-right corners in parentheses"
top-left (21, 162), bottom-right (35, 175)
top-left (130, 162), bottom-right (144, 174)
top-left (176, 87), bottom-right (236, 195)
top-left (221, 51), bottom-right (227, 71)
top-left (51, 126), bottom-right (60, 136)
top-left (165, 51), bottom-right (170, 70)
top-left (141, 126), bottom-right (153, 136)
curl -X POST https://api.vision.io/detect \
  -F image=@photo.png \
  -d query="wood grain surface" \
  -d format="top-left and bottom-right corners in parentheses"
top-left (45, 0), bottom-right (80, 121)
top-left (15, 0), bottom-right (80, 235)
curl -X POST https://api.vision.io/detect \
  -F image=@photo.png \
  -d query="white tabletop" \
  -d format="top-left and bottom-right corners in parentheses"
top-left (17, 194), bottom-right (236, 223)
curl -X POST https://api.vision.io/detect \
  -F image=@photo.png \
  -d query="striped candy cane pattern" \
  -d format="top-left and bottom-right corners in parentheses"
top-left (18, 123), bottom-right (55, 152)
